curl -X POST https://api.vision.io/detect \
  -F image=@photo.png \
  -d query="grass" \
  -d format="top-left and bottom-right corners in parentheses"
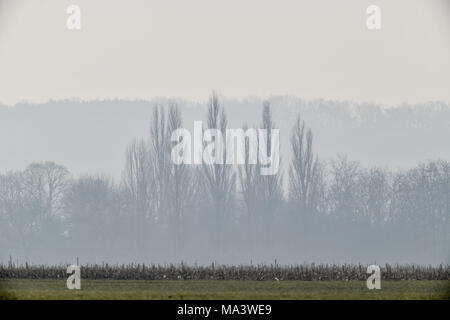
top-left (0, 279), bottom-right (449, 300)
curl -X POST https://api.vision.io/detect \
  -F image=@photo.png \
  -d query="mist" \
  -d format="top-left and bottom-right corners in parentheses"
top-left (1, 95), bottom-right (449, 266)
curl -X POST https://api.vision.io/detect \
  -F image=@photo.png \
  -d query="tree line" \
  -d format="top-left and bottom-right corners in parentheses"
top-left (1, 92), bottom-right (449, 265)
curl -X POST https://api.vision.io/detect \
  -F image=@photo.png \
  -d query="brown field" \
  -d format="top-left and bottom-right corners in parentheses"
top-left (1, 263), bottom-right (448, 281)
top-left (1, 279), bottom-right (449, 300)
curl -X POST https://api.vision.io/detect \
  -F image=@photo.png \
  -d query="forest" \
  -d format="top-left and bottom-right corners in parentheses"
top-left (0, 93), bottom-right (449, 265)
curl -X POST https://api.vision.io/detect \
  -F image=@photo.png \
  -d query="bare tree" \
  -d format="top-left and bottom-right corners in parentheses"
top-left (257, 101), bottom-right (283, 248)
top-left (150, 105), bottom-right (171, 228)
top-left (202, 91), bottom-right (236, 255)
top-left (238, 123), bottom-right (258, 254)
top-left (65, 174), bottom-right (119, 260)
top-left (328, 156), bottom-right (360, 222)
top-left (356, 167), bottom-right (391, 226)
top-left (123, 138), bottom-right (152, 257)
top-left (0, 171), bottom-right (32, 253)
top-left (167, 103), bottom-right (196, 256)
top-left (395, 161), bottom-right (450, 261)
top-left (22, 161), bottom-right (70, 223)
top-left (289, 114), bottom-right (322, 213)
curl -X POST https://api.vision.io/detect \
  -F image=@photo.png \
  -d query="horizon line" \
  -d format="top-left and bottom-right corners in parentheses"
top-left (1, 94), bottom-right (450, 110)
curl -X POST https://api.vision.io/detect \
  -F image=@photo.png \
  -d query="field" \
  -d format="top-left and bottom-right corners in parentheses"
top-left (1, 279), bottom-right (449, 300)
top-left (1, 263), bottom-right (448, 299)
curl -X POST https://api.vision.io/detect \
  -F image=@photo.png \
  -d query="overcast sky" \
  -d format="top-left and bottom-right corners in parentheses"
top-left (0, 0), bottom-right (449, 106)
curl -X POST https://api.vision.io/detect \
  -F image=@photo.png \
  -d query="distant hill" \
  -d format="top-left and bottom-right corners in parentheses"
top-left (1, 97), bottom-right (449, 177)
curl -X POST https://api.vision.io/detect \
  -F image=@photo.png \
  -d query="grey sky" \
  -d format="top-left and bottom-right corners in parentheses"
top-left (0, 0), bottom-right (449, 106)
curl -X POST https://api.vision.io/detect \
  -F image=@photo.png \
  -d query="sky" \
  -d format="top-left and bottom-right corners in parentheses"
top-left (0, 0), bottom-right (449, 106)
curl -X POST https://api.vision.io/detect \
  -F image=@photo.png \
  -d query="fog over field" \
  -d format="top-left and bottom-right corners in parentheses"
top-left (1, 97), bottom-right (449, 177)
top-left (0, 96), bottom-right (449, 266)
top-left (0, 0), bottom-right (449, 267)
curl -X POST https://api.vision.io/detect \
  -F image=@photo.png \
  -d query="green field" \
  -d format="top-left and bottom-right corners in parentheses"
top-left (0, 279), bottom-right (448, 300)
